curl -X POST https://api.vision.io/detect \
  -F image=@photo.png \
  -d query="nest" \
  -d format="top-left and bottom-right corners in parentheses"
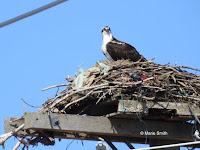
top-left (40, 58), bottom-right (200, 115)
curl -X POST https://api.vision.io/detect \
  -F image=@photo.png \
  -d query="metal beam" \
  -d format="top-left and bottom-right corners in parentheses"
top-left (121, 137), bottom-right (135, 149)
top-left (21, 112), bottom-right (197, 142)
top-left (100, 136), bottom-right (117, 150)
top-left (118, 100), bottom-right (200, 116)
top-left (116, 100), bottom-right (200, 121)
top-left (0, 0), bottom-right (68, 28)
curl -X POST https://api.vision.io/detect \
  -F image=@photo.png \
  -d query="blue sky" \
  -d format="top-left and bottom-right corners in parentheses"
top-left (0, 0), bottom-right (200, 149)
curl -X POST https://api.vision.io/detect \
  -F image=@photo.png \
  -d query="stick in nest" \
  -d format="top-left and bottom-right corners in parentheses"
top-left (42, 84), bottom-right (69, 91)
top-left (96, 91), bottom-right (109, 104)
top-left (0, 124), bottom-right (25, 146)
top-left (49, 83), bottom-right (109, 109)
top-left (13, 137), bottom-right (24, 150)
top-left (61, 90), bottom-right (95, 112)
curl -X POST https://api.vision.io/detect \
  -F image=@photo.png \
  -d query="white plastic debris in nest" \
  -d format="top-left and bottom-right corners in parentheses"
top-left (72, 62), bottom-right (111, 89)
top-left (72, 68), bottom-right (86, 89)
top-left (97, 62), bottom-right (112, 75)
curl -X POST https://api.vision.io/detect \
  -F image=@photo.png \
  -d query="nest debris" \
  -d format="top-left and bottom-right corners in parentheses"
top-left (40, 58), bottom-right (200, 115)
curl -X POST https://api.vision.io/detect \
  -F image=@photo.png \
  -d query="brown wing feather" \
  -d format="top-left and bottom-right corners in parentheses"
top-left (106, 39), bottom-right (146, 62)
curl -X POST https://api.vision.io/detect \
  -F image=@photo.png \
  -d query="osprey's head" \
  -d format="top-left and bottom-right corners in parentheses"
top-left (101, 26), bottom-right (113, 41)
top-left (101, 26), bottom-right (111, 33)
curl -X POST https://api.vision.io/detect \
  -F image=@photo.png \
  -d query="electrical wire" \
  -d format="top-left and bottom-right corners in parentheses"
top-left (0, 0), bottom-right (68, 28)
top-left (120, 93), bottom-right (126, 112)
top-left (135, 86), bottom-right (148, 144)
top-left (132, 140), bottom-right (200, 150)
top-left (21, 98), bottom-right (41, 108)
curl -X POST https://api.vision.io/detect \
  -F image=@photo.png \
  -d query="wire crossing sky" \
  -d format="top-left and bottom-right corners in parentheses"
top-left (0, 0), bottom-right (200, 150)
top-left (0, 0), bottom-right (68, 28)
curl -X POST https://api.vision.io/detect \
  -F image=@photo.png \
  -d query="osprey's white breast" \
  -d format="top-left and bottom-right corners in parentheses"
top-left (101, 32), bottom-right (114, 61)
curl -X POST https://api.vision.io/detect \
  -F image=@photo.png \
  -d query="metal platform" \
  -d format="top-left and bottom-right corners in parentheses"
top-left (4, 111), bottom-right (200, 150)
top-left (4, 100), bottom-right (200, 150)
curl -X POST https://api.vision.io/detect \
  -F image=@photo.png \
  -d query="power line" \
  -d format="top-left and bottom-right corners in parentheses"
top-left (133, 140), bottom-right (200, 150)
top-left (0, 0), bottom-right (68, 28)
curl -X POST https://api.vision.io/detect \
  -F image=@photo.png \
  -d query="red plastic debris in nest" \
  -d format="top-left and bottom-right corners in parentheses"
top-left (141, 75), bottom-right (147, 80)
top-left (129, 73), bottom-right (148, 81)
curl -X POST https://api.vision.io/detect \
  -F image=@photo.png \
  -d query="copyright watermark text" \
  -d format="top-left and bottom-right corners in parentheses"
top-left (140, 130), bottom-right (168, 136)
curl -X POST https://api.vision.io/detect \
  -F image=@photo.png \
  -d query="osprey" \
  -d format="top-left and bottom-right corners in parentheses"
top-left (101, 26), bottom-right (146, 62)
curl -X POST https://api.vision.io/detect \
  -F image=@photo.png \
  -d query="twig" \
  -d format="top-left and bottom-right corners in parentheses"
top-left (9, 116), bottom-right (24, 123)
top-left (0, 124), bottom-right (25, 145)
top-left (49, 83), bottom-right (109, 109)
top-left (188, 104), bottom-right (200, 124)
top-left (142, 85), bottom-right (165, 91)
top-left (115, 77), bottom-right (154, 85)
top-left (171, 74), bottom-right (176, 83)
top-left (59, 77), bottom-right (154, 111)
top-left (149, 56), bottom-right (156, 62)
top-left (13, 137), bottom-right (24, 150)
top-left (62, 85), bottom-right (120, 111)
top-left (180, 66), bottom-right (200, 72)
top-left (21, 98), bottom-right (41, 108)
top-left (176, 74), bottom-right (200, 80)
top-left (96, 91), bottom-right (109, 104)
top-left (171, 94), bottom-right (200, 101)
top-left (42, 84), bottom-right (69, 91)
top-left (132, 94), bottom-right (155, 100)
top-left (39, 93), bottom-right (67, 112)
top-left (78, 104), bottom-right (92, 115)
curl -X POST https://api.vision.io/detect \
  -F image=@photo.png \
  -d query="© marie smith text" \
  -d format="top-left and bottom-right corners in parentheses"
top-left (140, 130), bottom-right (168, 136)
